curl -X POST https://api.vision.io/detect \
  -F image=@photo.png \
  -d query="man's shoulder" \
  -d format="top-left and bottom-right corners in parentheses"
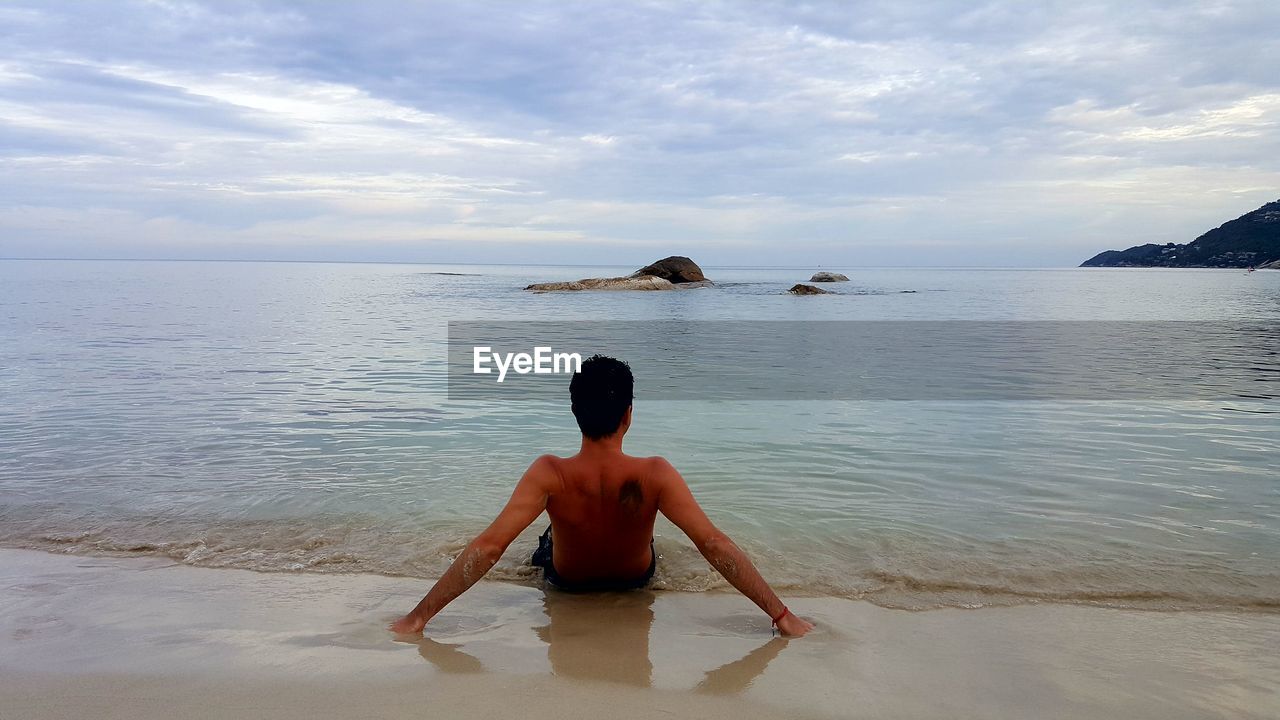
top-left (628, 454), bottom-right (678, 477)
top-left (638, 454), bottom-right (674, 467)
top-left (528, 453), bottom-right (568, 471)
top-left (523, 454), bottom-right (566, 484)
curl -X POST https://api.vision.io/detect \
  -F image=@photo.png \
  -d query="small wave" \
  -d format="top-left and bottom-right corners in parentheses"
top-left (855, 569), bottom-right (1280, 612)
top-left (2, 514), bottom-right (1277, 614)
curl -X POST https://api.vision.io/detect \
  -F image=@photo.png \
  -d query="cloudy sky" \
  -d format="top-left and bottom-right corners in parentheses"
top-left (1, 1), bottom-right (1277, 266)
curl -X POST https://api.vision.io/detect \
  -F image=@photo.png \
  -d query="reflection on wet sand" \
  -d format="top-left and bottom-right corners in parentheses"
top-left (406, 589), bottom-right (794, 691)
top-left (536, 591), bottom-right (658, 687)
top-left (535, 590), bottom-right (791, 691)
top-left (417, 638), bottom-right (485, 674)
top-left (695, 638), bottom-right (789, 695)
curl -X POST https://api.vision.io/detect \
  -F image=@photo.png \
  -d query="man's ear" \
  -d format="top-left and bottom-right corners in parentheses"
top-left (621, 405), bottom-right (633, 433)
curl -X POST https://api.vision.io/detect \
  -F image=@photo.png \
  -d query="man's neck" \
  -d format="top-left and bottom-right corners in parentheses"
top-left (579, 434), bottom-right (625, 456)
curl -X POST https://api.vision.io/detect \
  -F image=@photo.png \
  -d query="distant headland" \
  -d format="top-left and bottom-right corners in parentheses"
top-left (1081, 199), bottom-right (1280, 269)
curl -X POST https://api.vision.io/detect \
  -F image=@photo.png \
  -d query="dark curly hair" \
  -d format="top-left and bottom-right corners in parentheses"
top-left (569, 355), bottom-right (634, 439)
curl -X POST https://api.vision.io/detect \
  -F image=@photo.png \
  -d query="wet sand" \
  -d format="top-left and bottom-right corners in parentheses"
top-left (2, 548), bottom-right (1277, 719)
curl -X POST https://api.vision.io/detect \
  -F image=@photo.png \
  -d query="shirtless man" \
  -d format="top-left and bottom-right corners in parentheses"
top-left (389, 355), bottom-right (813, 637)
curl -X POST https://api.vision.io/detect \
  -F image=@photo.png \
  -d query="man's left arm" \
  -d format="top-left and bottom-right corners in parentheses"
top-left (389, 456), bottom-right (554, 634)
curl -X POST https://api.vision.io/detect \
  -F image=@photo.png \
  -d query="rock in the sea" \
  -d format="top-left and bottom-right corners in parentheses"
top-left (525, 276), bottom-right (675, 292)
top-left (809, 271), bottom-right (849, 282)
top-left (630, 256), bottom-right (707, 284)
top-left (525, 256), bottom-right (713, 291)
top-left (788, 283), bottom-right (829, 295)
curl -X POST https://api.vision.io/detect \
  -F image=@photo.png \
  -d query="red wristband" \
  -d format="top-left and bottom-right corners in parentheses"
top-left (770, 606), bottom-right (790, 625)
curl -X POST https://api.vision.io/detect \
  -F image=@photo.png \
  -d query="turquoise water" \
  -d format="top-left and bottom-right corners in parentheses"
top-left (1, 260), bottom-right (1277, 610)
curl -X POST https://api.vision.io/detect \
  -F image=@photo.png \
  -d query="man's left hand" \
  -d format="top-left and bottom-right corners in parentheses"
top-left (389, 613), bottom-right (426, 635)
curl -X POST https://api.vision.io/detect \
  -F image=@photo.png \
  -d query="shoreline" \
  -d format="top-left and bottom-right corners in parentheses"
top-left (3, 548), bottom-right (1279, 719)
top-left (4, 529), bottom-right (1277, 614)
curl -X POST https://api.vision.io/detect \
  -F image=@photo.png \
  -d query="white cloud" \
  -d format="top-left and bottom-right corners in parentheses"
top-left (1050, 94), bottom-right (1280, 143)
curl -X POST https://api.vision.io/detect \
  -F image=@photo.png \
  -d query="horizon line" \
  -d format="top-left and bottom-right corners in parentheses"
top-left (0, 256), bottom-right (1092, 270)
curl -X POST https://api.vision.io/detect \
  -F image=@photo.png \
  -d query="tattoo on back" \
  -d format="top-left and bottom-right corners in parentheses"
top-left (619, 479), bottom-right (643, 511)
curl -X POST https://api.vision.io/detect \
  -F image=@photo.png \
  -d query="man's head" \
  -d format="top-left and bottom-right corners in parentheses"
top-left (569, 355), bottom-right (634, 440)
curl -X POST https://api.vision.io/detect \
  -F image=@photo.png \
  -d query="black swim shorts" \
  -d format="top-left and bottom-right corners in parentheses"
top-left (530, 525), bottom-right (656, 592)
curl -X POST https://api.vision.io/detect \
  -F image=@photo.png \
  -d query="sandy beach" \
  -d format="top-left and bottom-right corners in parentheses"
top-left (2, 548), bottom-right (1277, 719)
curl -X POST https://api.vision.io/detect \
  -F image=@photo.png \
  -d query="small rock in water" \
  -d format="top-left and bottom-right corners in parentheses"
top-left (788, 283), bottom-right (830, 295)
top-left (809, 271), bottom-right (849, 282)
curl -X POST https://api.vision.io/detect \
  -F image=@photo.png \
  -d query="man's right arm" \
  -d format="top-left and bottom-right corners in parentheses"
top-left (653, 458), bottom-right (813, 637)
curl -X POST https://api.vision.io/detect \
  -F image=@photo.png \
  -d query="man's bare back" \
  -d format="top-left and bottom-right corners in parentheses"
top-left (538, 449), bottom-right (661, 585)
top-left (389, 356), bottom-right (813, 637)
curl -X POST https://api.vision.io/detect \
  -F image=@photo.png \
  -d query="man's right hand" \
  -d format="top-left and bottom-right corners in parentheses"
top-left (775, 611), bottom-right (814, 637)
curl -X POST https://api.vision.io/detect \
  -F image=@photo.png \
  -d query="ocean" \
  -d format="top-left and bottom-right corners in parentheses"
top-left (1, 259), bottom-right (1277, 611)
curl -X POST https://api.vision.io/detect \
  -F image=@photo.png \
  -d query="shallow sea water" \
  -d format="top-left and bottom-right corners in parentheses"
top-left (1, 260), bottom-right (1277, 610)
